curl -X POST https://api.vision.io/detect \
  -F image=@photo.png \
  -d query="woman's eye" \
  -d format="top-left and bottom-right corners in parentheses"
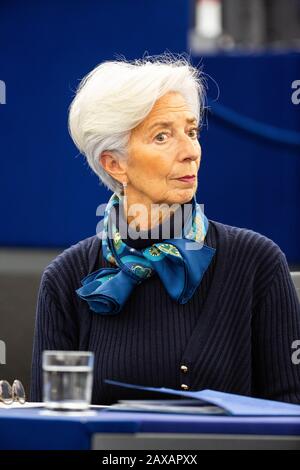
top-left (154, 132), bottom-right (168, 142)
top-left (189, 127), bottom-right (200, 138)
top-left (154, 127), bottom-right (200, 142)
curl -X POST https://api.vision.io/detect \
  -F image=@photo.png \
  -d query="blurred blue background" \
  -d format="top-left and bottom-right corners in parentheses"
top-left (0, 0), bottom-right (299, 264)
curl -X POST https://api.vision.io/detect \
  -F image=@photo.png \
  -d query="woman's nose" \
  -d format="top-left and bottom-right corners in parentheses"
top-left (177, 134), bottom-right (200, 161)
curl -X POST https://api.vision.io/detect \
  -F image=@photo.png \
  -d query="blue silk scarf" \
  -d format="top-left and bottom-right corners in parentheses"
top-left (76, 193), bottom-right (216, 315)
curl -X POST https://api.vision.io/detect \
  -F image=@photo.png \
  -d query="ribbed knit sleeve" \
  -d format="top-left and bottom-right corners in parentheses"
top-left (252, 251), bottom-right (300, 404)
top-left (29, 270), bottom-right (80, 402)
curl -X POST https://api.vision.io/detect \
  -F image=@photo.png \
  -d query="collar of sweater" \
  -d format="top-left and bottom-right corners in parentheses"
top-left (115, 198), bottom-right (194, 249)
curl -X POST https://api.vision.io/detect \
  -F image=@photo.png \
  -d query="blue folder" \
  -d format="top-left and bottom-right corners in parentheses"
top-left (104, 379), bottom-right (300, 416)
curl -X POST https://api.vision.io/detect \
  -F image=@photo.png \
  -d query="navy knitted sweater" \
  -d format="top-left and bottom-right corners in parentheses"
top-left (30, 219), bottom-right (300, 405)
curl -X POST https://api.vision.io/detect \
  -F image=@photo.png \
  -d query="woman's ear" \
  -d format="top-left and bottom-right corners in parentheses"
top-left (99, 151), bottom-right (127, 183)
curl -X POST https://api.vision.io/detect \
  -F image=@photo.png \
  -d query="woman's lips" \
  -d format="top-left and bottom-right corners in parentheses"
top-left (176, 175), bottom-right (196, 183)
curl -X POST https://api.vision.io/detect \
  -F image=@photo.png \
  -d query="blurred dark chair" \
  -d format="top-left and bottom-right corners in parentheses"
top-left (223, 0), bottom-right (300, 47)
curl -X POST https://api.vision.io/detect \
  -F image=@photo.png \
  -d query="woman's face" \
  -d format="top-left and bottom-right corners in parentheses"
top-left (124, 91), bottom-right (201, 206)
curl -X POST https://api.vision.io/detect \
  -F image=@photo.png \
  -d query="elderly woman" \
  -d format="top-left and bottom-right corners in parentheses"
top-left (30, 55), bottom-right (300, 405)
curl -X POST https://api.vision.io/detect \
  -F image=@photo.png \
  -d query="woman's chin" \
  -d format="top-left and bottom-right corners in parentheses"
top-left (168, 188), bottom-right (196, 205)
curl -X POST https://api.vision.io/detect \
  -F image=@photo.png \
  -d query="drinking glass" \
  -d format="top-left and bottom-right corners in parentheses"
top-left (42, 350), bottom-right (94, 411)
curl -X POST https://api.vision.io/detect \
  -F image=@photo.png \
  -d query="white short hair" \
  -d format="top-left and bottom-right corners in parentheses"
top-left (68, 53), bottom-right (205, 194)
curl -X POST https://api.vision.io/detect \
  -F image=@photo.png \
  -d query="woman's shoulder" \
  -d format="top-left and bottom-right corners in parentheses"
top-left (207, 219), bottom-right (290, 302)
top-left (41, 234), bottom-right (103, 289)
top-left (208, 218), bottom-right (285, 265)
